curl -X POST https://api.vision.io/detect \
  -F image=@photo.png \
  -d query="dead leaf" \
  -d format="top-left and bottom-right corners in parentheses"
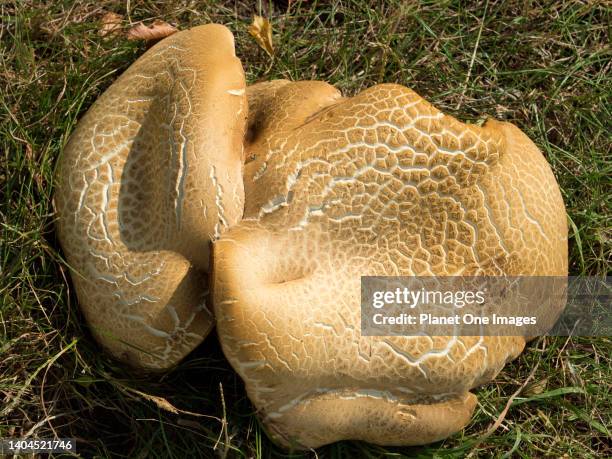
top-left (139, 392), bottom-right (179, 414)
top-left (127, 20), bottom-right (178, 43)
top-left (524, 377), bottom-right (548, 396)
top-left (127, 388), bottom-right (200, 416)
top-left (248, 15), bottom-right (274, 57)
top-left (99, 12), bottom-right (123, 38)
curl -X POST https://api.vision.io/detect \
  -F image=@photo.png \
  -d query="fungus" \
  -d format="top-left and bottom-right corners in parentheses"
top-left (212, 81), bottom-right (567, 448)
top-left (55, 24), bottom-right (247, 369)
top-left (56, 25), bottom-right (568, 447)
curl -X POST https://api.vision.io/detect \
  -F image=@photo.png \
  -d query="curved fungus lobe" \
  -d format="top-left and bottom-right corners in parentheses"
top-left (55, 24), bottom-right (248, 370)
top-left (213, 81), bottom-right (567, 448)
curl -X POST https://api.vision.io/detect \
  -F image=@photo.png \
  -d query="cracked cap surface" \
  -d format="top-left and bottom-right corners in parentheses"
top-left (55, 24), bottom-right (247, 369)
top-left (213, 80), bottom-right (568, 448)
top-left (55, 23), bottom-right (568, 446)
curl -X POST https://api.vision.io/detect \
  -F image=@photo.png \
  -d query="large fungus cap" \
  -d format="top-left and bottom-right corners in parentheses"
top-left (213, 81), bottom-right (568, 448)
top-left (55, 24), bottom-right (247, 369)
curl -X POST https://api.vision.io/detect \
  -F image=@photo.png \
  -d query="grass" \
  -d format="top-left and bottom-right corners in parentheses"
top-left (1, 0), bottom-right (610, 457)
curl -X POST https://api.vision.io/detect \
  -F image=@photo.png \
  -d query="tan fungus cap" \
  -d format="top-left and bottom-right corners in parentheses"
top-left (55, 24), bottom-right (247, 370)
top-left (213, 81), bottom-right (567, 448)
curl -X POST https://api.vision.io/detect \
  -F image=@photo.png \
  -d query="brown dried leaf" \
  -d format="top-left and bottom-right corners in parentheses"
top-left (128, 388), bottom-right (204, 417)
top-left (127, 20), bottom-right (178, 43)
top-left (524, 377), bottom-right (548, 396)
top-left (248, 15), bottom-right (274, 57)
top-left (140, 392), bottom-right (179, 414)
top-left (99, 11), bottom-right (123, 38)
